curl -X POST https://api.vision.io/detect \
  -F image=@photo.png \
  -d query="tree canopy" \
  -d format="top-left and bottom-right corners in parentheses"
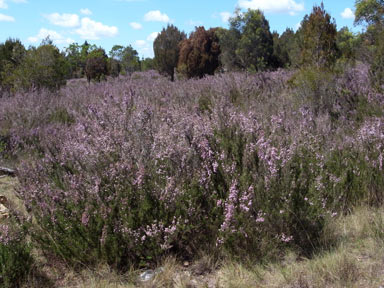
top-left (178, 27), bottom-right (220, 78)
top-left (299, 3), bottom-right (338, 68)
top-left (355, 0), bottom-right (384, 27)
top-left (218, 9), bottom-right (274, 71)
top-left (153, 24), bottom-right (186, 81)
top-left (85, 48), bottom-right (108, 83)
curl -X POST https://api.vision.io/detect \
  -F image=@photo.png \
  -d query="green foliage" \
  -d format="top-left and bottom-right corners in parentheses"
top-left (177, 27), bottom-right (220, 78)
top-left (65, 41), bottom-right (97, 79)
top-left (109, 45), bottom-right (124, 60)
top-left (272, 28), bottom-right (301, 68)
top-left (216, 27), bottom-right (241, 71)
top-left (122, 46), bottom-right (140, 74)
top-left (0, 39), bottom-right (26, 91)
top-left (337, 27), bottom-right (358, 62)
top-left (153, 24), bottom-right (186, 81)
top-left (219, 9), bottom-right (274, 71)
top-left (235, 9), bottom-right (274, 71)
top-left (289, 67), bottom-right (336, 115)
top-left (48, 107), bottom-right (75, 125)
top-left (140, 57), bottom-right (155, 71)
top-left (198, 94), bottom-right (213, 114)
top-left (355, 0), bottom-right (384, 27)
top-left (0, 39), bottom-right (25, 67)
top-left (107, 58), bottom-right (121, 78)
top-left (369, 30), bottom-right (384, 88)
top-left (299, 3), bottom-right (338, 68)
top-left (8, 43), bottom-right (68, 91)
top-left (0, 139), bottom-right (5, 155)
top-left (0, 134), bottom-right (10, 158)
top-left (85, 48), bottom-right (108, 83)
top-left (109, 45), bottom-right (140, 74)
top-left (0, 224), bottom-right (33, 288)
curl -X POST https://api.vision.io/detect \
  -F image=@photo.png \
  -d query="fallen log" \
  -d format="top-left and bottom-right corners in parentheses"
top-left (0, 167), bottom-right (16, 177)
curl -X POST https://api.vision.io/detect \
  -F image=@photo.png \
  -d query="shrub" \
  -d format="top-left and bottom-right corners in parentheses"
top-left (0, 68), bottom-right (380, 270)
top-left (0, 223), bottom-right (33, 288)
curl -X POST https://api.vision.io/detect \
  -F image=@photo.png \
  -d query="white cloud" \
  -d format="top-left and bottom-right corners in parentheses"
top-left (134, 33), bottom-right (158, 57)
top-left (0, 0), bottom-right (7, 9)
top-left (146, 32), bottom-right (159, 42)
top-left (139, 46), bottom-right (152, 57)
top-left (295, 22), bottom-right (301, 31)
top-left (135, 40), bottom-right (146, 46)
top-left (144, 10), bottom-right (170, 22)
top-left (45, 13), bottom-right (80, 27)
top-left (75, 17), bottom-right (118, 40)
top-left (0, 0), bottom-right (26, 9)
top-left (220, 12), bottom-right (231, 23)
top-left (80, 8), bottom-right (92, 16)
top-left (130, 22), bottom-right (142, 29)
top-left (238, 0), bottom-right (304, 15)
top-left (187, 19), bottom-right (203, 26)
top-left (135, 42), bottom-right (153, 58)
top-left (0, 13), bottom-right (14, 21)
top-left (27, 28), bottom-right (74, 44)
top-left (341, 8), bottom-right (354, 19)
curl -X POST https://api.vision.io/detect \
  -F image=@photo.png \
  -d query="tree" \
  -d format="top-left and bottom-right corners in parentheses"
top-left (153, 24), bottom-right (186, 81)
top-left (177, 27), bottom-right (220, 78)
top-left (85, 48), bottom-right (108, 83)
top-left (121, 46), bottom-right (140, 74)
top-left (337, 27), bottom-right (358, 61)
top-left (10, 42), bottom-right (68, 91)
top-left (0, 38), bottom-right (26, 90)
top-left (299, 3), bottom-right (338, 68)
top-left (355, 0), bottom-right (384, 27)
top-left (108, 58), bottom-right (121, 77)
top-left (65, 41), bottom-right (97, 79)
top-left (65, 43), bottom-right (84, 78)
top-left (271, 28), bottom-right (300, 68)
top-left (218, 9), bottom-right (274, 71)
top-left (354, 0), bottom-right (384, 87)
top-left (0, 38), bottom-right (25, 67)
top-left (140, 57), bottom-right (155, 71)
top-left (109, 45), bottom-right (125, 61)
top-left (109, 45), bottom-right (140, 74)
top-left (216, 27), bottom-right (241, 71)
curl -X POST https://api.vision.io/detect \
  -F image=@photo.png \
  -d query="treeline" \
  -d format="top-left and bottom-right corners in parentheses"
top-left (0, 1), bottom-right (384, 92)
top-left (0, 38), bottom-right (154, 93)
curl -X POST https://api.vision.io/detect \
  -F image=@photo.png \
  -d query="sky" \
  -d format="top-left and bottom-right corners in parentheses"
top-left (0, 0), bottom-right (361, 58)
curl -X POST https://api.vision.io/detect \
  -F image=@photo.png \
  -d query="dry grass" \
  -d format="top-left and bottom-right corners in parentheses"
top-left (0, 175), bottom-right (27, 215)
top-left (0, 176), bottom-right (18, 204)
top-left (215, 208), bottom-right (384, 288)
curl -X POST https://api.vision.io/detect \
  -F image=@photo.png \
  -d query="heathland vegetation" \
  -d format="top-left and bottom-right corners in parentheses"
top-left (1, 1), bottom-right (384, 287)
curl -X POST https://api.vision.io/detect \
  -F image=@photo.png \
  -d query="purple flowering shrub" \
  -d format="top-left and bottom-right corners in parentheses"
top-left (1, 66), bottom-right (384, 268)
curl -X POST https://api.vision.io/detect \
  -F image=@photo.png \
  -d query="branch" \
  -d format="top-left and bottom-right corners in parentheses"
top-left (0, 167), bottom-right (16, 177)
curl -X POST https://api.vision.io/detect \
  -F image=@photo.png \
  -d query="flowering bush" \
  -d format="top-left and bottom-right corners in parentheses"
top-left (0, 66), bottom-right (383, 269)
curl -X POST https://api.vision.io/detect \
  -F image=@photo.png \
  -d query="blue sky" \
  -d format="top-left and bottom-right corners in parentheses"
top-left (0, 0), bottom-right (361, 58)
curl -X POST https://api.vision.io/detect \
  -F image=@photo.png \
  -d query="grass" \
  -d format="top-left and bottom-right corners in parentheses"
top-left (0, 175), bottom-right (23, 212)
top-left (0, 176), bottom-right (17, 203)
top-left (1, 176), bottom-right (384, 287)
top-left (0, 175), bottom-right (28, 218)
